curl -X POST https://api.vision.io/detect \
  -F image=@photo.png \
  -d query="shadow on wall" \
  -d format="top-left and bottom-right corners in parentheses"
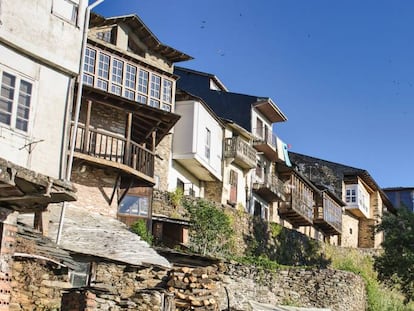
top-left (244, 218), bottom-right (331, 267)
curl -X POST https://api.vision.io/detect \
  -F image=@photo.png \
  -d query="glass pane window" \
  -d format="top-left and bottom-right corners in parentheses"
top-left (112, 58), bottom-right (123, 85)
top-left (149, 99), bottom-right (160, 108)
top-left (161, 104), bottom-right (171, 112)
top-left (124, 89), bottom-right (135, 100)
top-left (111, 85), bottom-right (121, 96)
top-left (125, 64), bottom-right (136, 89)
top-left (97, 79), bottom-right (108, 91)
top-left (83, 74), bottom-right (94, 86)
top-left (97, 53), bottom-right (110, 79)
top-left (16, 80), bottom-right (32, 131)
top-left (118, 195), bottom-right (149, 216)
top-left (0, 71), bottom-right (32, 132)
top-left (150, 74), bottom-right (161, 99)
top-left (138, 69), bottom-right (148, 94)
top-left (137, 94), bottom-right (147, 105)
top-left (205, 128), bottom-right (211, 159)
top-left (0, 72), bottom-right (15, 126)
top-left (162, 79), bottom-right (172, 103)
top-left (84, 48), bottom-right (96, 74)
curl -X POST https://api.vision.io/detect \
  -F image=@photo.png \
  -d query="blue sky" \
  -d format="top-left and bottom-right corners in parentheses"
top-left (95, 1), bottom-right (414, 188)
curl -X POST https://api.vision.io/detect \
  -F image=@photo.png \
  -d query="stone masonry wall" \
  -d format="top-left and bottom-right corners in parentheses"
top-left (10, 259), bottom-right (71, 311)
top-left (70, 163), bottom-right (119, 218)
top-left (154, 135), bottom-right (172, 192)
top-left (219, 263), bottom-right (366, 311)
top-left (10, 256), bottom-right (367, 311)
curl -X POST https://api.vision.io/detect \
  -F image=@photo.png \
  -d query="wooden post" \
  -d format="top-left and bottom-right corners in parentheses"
top-left (124, 112), bottom-right (132, 165)
top-left (83, 100), bottom-right (92, 153)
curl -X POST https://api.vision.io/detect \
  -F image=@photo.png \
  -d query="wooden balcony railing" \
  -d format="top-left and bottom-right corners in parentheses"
top-left (70, 123), bottom-right (154, 178)
top-left (224, 137), bottom-right (256, 169)
top-left (314, 193), bottom-right (342, 235)
top-left (279, 173), bottom-right (314, 226)
top-left (253, 173), bottom-right (286, 202)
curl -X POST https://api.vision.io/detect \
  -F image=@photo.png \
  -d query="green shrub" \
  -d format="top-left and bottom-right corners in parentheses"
top-left (130, 219), bottom-right (153, 245)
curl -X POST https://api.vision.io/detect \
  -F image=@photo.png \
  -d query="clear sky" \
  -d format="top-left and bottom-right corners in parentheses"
top-left (94, 0), bottom-right (414, 188)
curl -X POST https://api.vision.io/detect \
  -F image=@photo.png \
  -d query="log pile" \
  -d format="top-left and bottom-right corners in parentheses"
top-left (167, 267), bottom-right (220, 311)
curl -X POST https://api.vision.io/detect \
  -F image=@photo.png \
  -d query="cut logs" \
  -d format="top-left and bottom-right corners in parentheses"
top-left (167, 267), bottom-right (220, 311)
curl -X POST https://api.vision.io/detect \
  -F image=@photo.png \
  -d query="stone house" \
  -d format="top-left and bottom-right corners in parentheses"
top-left (67, 12), bottom-right (192, 228)
top-left (0, 0), bottom-right (88, 307)
top-left (289, 152), bottom-right (395, 248)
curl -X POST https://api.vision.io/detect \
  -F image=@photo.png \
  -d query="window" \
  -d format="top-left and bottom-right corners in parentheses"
top-left (97, 53), bottom-right (110, 90)
top-left (82, 46), bottom-right (175, 111)
top-left (205, 128), bottom-right (211, 160)
top-left (256, 118), bottom-right (263, 138)
top-left (0, 71), bottom-right (33, 132)
top-left (118, 195), bottom-right (149, 217)
top-left (124, 64), bottom-right (136, 100)
top-left (345, 188), bottom-right (356, 203)
top-left (52, 0), bottom-right (78, 24)
top-left (96, 30), bottom-right (112, 43)
top-left (111, 58), bottom-right (123, 95)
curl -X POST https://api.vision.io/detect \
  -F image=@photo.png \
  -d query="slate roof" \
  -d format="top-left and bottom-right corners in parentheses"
top-left (19, 205), bottom-right (171, 268)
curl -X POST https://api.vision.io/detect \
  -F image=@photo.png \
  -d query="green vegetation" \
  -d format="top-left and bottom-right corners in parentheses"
top-left (130, 219), bottom-right (153, 245)
top-left (325, 245), bottom-right (414, 311)
top-left (184, 199), bottom-right (234, 257)
top-left (375, 208), bottom-right (414, 304)
top-left (168, 188), bottom-right (184, 208)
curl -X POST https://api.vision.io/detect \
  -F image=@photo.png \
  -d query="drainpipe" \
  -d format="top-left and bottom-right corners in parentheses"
top-left (56, 0), bottom-right (105, 244)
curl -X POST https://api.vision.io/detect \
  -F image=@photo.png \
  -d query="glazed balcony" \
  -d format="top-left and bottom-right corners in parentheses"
top-left (253, 173), bottom-right (286, 202)
top-left (279, 173), bottom-right (314, 226)
top-left (314, 192), bottom-right (342, 235)
top-left (70, 123), bottom-right (155, 184)
top-left (252, 127), bottom-right (278, 161)
top-left (224, 137), bottom-right (256, 169)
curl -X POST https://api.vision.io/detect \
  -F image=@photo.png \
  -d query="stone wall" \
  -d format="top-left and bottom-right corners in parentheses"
top-left (10, 259), bottom-right (71, 311)
top-left (154, 135), bottom-right (172, 192)
top-left (219, 263), bottom-right (366, 311)
top-left (70, 162), bottom-right (119, 218)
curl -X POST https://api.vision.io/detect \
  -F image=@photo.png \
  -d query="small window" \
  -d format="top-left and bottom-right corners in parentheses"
top-left (205, 128), bottom-right (211, 160)
top-left (52, 0), bottom-right (78, 24)
top-left (96, 31), bottom-right (112, 43)
top-left (118, 195), bottom-right (149, 217)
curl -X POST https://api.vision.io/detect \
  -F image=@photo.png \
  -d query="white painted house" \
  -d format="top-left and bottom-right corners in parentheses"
top-left (169, 93), bottom-right (223, 198)
top-left (0, 0), bottom-right (88, 179)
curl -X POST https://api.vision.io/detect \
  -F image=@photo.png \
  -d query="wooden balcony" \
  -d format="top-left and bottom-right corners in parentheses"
top-left (279, 172), bottom-right (314, 226)
top-left (224, 137), bottom-right (256, 169)
top-left (253, 174), bottom-right (285, 202)
top-left (252, 127), bottom-right (278, 161)
top-left (70, 123), bottom-right (155, 184)
top-left (314, 192), bottom-right (342, 235)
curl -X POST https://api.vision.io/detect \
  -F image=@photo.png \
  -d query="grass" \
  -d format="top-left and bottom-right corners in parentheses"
top-left (325, 245), bottom-right (414, 311)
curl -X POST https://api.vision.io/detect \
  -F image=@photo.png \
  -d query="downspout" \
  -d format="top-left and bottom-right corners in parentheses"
top-left (56, 0), bottom-right (105, 244)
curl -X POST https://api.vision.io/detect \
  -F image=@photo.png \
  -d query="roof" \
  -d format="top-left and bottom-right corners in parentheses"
top-left (90, 13), bottom-right (192, 63)
top-left (175, 67), bottom-right (287, 132)
top-left (18, 205), bottom-right (171, 268)
top-left (175, 66), bottom-right (228, 91)
top-left (0, 157), bottom-right (76, 213)
top-left (289, 152), bottom-right (395, 213)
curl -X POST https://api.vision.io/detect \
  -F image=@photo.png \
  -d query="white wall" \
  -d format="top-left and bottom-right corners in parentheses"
top-left (0, 0), bottom-right (86, 74)
top-left (173, 100), bottom-right (223, 180)
top-left (168, 161), bottom-right (203, 197)
top-left (0, 45), bottom-right (71, 178)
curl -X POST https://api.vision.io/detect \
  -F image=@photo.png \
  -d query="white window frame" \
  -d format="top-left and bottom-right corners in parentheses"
top-left (83, 46), bottom-right (176, 111)
top-left (0, 69), bottom-right (34, 134)
top-left (205, 128), bottom-right (211, 160)
top-left (52, 0), bottom-right (79, 25)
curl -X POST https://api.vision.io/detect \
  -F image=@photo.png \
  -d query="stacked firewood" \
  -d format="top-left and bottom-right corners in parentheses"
top-left (167, 267), bottom-right (220, 311)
